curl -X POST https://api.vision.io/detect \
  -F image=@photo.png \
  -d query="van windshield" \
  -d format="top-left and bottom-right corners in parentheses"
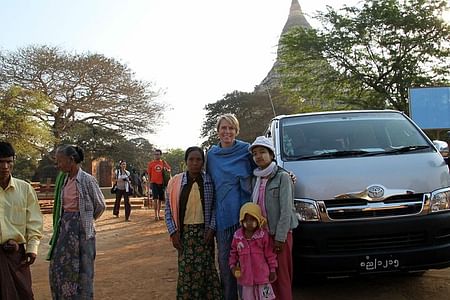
top-left (280, 112), bottom-right (433, 161)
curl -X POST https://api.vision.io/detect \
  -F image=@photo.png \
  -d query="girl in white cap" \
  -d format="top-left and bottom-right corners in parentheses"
top-left (248, 136), bottom-right (298, 300)
top-left (229, 202), bottom-right (277, 300)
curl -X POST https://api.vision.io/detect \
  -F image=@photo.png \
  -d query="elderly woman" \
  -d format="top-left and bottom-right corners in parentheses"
top-left (165, 146), bottom-right (223, 299)
top-left (47, 145), bottom-right (106, 299)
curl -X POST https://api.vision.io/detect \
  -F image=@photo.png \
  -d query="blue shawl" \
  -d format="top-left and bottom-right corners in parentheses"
top-left (206, 139), bottom-right (254, 230)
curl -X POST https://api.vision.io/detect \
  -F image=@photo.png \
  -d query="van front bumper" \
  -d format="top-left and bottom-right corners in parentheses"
top-left (293, 212), bottom-right (450, 276)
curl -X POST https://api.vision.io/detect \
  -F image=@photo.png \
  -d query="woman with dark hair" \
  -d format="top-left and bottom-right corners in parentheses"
top-left (165, 146), bottom-right (223, 299)
top-left (112, 160), bottom-right (132, 221)
top-left (248, 136), bottom-right (298, 300)
top-left (48, 145), bottom-right (106, 299)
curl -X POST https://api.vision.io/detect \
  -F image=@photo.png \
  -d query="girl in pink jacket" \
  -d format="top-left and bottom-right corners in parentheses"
top-left (229, 202), bottom-right (277, 300)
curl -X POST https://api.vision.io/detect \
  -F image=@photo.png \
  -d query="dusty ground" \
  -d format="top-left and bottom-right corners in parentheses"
top-left (32, 201), bottom-right (178, 300)
top-left (31, 200), bottom-right (450, 299)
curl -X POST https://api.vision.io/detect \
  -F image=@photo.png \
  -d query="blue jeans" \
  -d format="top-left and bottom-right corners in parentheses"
top-left (217, 224), bottom-right (241, 300)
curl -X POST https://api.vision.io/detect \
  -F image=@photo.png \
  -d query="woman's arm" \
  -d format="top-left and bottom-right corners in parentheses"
top-left (275, 171), bottom-right (295, 242)
top-left (164, 192), bottom-right (177, 236)
top-left (89, 176), bottom-right (106, 220)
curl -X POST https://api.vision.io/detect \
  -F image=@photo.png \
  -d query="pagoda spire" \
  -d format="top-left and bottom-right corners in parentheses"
top-left (282, 0), bottom-right (312, 35)
top-left (256, 0), bottom-right (312, 90)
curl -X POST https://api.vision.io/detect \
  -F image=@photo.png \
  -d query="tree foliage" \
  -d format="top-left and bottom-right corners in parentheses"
top-left (278, 0), bottom-right (450, 113)
top-left (61, 123), bottom-right (155, 173)
top-left (0, 45), bottom-right (165, 147)
top-left (201, 89), bottom-right (297, 148)
top-left (164, 148), bottom-right (186, 175)
top-left (0, 86), bottom-right (55, 180)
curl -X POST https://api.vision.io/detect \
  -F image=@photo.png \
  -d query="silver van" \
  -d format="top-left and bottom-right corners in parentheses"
top-left (266, 110), bottom-right (450, 278)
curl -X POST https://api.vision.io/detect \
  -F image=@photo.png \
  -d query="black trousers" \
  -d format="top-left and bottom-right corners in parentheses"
top-left (113, 189), bottom-right (131, 220)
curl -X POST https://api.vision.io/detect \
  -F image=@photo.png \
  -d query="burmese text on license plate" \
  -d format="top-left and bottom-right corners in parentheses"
top-left (360, 256), bottom-right (400, 271)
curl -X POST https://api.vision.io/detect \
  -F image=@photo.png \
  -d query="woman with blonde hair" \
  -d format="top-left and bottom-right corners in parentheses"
top-left (206, 114), bottom-right (255, 300)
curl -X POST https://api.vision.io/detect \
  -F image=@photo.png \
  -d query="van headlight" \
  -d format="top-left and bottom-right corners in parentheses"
top-left (294, 199), bottom-right (320, 221)
top-left (430, 188), bottom-right (450, 212)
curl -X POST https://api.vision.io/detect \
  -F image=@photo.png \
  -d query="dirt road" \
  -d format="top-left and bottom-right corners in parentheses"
top-left (32, 206), bottom-right (450, 299)
top-left (32, 206), bottom-right (178, 300)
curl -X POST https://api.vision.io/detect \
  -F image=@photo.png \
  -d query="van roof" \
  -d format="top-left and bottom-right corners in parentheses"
top-left (272, 109), bottom-right (405, 121)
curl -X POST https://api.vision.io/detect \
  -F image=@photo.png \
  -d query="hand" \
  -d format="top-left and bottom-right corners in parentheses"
top-left (273, 240), bottom-right (284, 254)
top-left (170, 231), bottom-right (182, 251)
top-left (3, 239), bottom-right (19, 252)
top-left (269, 271), bottom-right (277, 283)
top-left (24, 253), bottom-right (37, 266)
top-left (231, 267), bottom-right (241, 279)
top-left (204, 229), bottom-right (215, 245)
top-left (289, 171), bottom-right (297, 184)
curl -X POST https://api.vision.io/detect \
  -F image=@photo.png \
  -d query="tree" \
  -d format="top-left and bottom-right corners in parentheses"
top-left (278, 30), bottom-right (381, 111)
top-left (278, 0), bottom-right (450, 113)
top-left (61, 124), bottom-right (155, 173)
top-left (164, 148), bottom-right (185, 175)
top-left (0, 86), bottom-right (54, 180)
top-left (0, 45), bottom-right (165, 147)
top-left (0, 86), bottom-right (54, 153)
top-left (201, 89), bottom-right (296, 148)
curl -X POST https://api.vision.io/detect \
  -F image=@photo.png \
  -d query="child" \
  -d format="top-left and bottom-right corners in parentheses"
top-left (248, 136), bottom-right (299, 300)
top-left (229, 202), bottom-right (277, 300)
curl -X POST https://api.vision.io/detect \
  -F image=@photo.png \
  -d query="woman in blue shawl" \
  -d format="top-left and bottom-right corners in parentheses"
top-left (206, 114), bottom-right (255, 300)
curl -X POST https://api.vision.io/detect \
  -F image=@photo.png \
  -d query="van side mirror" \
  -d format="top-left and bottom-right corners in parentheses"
top-left (433, 140), bottom-right (449, 158)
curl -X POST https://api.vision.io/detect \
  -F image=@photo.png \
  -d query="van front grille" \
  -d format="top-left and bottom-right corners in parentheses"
top-left (327, 232), bottom-right (426, 253)
top-left (323, 193), bottom-right (424, 220)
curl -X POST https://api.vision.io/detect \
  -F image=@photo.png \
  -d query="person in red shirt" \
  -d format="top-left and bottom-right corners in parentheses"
top-left (147, 149), bottom-right (171, 220)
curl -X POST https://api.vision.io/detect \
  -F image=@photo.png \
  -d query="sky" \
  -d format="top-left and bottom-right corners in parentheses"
top-left (2, 0), bottom-right (448, 150)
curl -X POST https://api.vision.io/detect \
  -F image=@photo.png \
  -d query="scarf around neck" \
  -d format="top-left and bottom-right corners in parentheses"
top-left (252, 161), bottom-right (277, 203)
top-left (206, 139), bottom-right (253, 230)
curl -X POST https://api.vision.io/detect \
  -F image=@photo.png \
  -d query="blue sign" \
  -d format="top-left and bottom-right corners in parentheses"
top-left (409, 87), bottom-right (450, 129)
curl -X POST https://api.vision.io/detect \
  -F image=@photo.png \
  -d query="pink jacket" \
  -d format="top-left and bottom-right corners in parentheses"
top-left (229, 227), bottom-right (278, 286)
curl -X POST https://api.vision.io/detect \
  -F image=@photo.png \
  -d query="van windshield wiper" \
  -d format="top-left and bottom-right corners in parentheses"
top-left (384, 145), bottom-right (431, 154)
top-left (288, 150), bottom-right (370, 160)
top-left (286, 146), bottom-right (432, 161)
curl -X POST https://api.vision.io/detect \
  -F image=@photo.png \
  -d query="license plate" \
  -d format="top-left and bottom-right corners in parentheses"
top-left (360, 255), bottom-right (400, 272)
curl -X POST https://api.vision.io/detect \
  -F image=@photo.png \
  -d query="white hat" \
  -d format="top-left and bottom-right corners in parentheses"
top-left (248, 136), bottom-right (275, 154)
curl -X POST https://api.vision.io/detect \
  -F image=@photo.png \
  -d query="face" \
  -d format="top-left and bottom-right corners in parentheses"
top-left (153, 151), bottom-right (161, 160)
top-left (120, 161), bottom-right (127, 169)
top-left (186, 150), bottom-right (203, 175)
top-left (242, 214), bottom-right (259, 232)
top-left (0, 156), bottom-right (14, 181)
top-left (252, 146), bottom-right (274, 169)
top-left (55, 152), bottom-right (73, 173)
top-left (218, 119), bottom-right (237, 147)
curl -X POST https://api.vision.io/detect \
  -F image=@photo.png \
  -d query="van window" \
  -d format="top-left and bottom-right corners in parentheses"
top-left (280, 112), bottom-right (432, 160)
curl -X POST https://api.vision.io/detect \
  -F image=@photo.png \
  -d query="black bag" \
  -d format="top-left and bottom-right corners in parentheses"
top-left (162, 160), bottom-right (172, 187)
top-left (111, 183), bottom-right (117, 194)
